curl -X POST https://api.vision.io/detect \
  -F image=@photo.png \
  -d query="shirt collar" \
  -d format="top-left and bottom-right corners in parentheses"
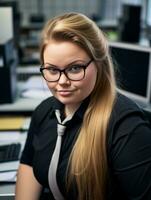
top-left (50, 96), bottom-right (90, 120)
top-left (51, 97), bottom-right (64, 110)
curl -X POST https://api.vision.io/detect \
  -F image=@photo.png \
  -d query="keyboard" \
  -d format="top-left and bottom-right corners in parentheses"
top-left (0, 143), bottom-right (21, 163)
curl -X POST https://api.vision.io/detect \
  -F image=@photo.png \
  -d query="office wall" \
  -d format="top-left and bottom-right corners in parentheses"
top-left (17, 0), bottom-right (100, 25)
top-left (102, 0), bottom-right (148, 23)
top-left (1, 0), bottom-right (149, 26)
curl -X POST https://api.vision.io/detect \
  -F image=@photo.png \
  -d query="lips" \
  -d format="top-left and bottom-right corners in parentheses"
top-left (57, 90), bottom-right (75, 96)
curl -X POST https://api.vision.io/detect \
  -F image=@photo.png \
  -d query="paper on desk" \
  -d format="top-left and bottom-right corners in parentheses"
top-left (22, 117), bottom-right (31, 130)
top-left (21, 76), bottom-right (52, 98)
top-left (0, 161), bottom-right (19, 182)
top-left (21, 89), bottom-right (51, 99)
top-left (23, 75), bottom-right (48, 90)
top-left (0, 171), bottom-right (17, 182)
top-left (0, 161), bottom-right (19, 172)
top-left (0, 131), bottom-right (21, 142)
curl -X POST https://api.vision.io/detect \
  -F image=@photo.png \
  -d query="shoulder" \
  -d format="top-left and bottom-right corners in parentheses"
top-left (111, 93), bottom-right (143, 122)
top-left (35, 96), bottom-right (55, 113)
top-left (31, 96), bottom-right (55, 123)
top-left (107, 93), bottom-right (148, 143)
top-left (114, 93), bottom-right (141, 113)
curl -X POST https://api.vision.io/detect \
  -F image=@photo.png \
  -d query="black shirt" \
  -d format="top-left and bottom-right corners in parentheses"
top-left (20, 93), bottom-right (151, 199)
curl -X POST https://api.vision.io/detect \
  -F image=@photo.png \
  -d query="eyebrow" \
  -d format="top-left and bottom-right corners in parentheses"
top-left (44, 60), bottom-right (88, 69)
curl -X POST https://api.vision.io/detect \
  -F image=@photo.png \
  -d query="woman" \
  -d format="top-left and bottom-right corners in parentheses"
top-left (15, 13), bottom-right (151, 200)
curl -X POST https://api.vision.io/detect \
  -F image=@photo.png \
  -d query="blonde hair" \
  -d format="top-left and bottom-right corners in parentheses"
top-left (40, 12), bottom-right (116, 200)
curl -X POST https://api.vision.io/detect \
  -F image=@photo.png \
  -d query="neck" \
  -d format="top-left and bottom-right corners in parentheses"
top-left (65, 103), bottom-right (81, 117)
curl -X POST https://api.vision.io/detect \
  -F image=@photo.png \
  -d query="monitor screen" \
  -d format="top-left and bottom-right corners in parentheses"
top-left (0, 7), bottom-right (13, 41)
top-left (0, 1), bottom-right (20, 47)
top-left (109, 41), bottom-right (151, 104)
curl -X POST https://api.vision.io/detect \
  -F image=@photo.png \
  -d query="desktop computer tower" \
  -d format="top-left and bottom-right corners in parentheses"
top-left (118, 4), bottom-right (141, 43)
top-left (0, 39), bottom-right (17, 104)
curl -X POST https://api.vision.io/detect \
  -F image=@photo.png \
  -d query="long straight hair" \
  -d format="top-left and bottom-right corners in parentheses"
top-left (40, 13), bottom-right (117, 200)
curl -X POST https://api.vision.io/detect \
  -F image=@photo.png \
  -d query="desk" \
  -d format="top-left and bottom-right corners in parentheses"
top-left (0, 77), bottom-right (47, 194)
top-left (0, 97), bottom-right (45, 115)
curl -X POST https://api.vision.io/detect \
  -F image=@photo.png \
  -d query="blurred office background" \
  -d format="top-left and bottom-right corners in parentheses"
top-left (10, 0), bottom-right (150, 26)
top-left (1, 0), bottom-right (151, 66)
top-left (0, 0), bottom-right (151, 104)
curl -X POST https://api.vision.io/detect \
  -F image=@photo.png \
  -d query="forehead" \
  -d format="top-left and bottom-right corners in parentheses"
top-left (43, 40), bottom-right (89, 66)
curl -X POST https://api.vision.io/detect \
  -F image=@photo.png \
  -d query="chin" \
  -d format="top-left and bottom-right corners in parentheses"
top-left (56, 95), bottom-right (79, 105)
top-left (57, 98), bottom-right (75, 105)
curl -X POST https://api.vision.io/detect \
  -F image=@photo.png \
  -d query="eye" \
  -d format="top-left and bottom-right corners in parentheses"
top-left (46, 67), bottom-right (59, 75)
top-left (67, 65), bottom-right (84, 74)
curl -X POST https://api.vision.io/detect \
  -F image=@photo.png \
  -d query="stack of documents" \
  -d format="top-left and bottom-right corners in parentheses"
top-left (21, 75), bottom-right (52, 99)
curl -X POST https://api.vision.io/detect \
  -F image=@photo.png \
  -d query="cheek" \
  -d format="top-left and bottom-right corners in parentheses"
top-left (46, 82), bottom-right (56, 93)
top-left (86, 67), bottom-right (97, 88)
top-left (78, 69), bottom-right (97, 95)
top-left (84, 76), bottom-right (96, 92)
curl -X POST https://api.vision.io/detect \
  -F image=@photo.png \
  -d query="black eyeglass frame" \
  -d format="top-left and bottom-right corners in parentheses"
top-left (40, 59), bottom-right (93, 82)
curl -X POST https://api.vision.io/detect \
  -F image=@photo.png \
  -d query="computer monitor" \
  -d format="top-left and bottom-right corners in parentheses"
top-left (0, 6), bottom-right (13, 41)
top-left (118, 4), bottom-right (141, 43)
top-left (109, 41), bottom-right (151, 105)
top-left (0, 1), bottom-right (20, 53)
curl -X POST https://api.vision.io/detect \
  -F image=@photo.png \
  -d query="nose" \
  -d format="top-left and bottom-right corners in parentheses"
top-left (58, 72), bottom-right (70, 84)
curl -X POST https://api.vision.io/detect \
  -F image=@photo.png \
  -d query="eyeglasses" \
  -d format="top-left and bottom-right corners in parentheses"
top-left (40, 59), bottom-right (93, 82)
